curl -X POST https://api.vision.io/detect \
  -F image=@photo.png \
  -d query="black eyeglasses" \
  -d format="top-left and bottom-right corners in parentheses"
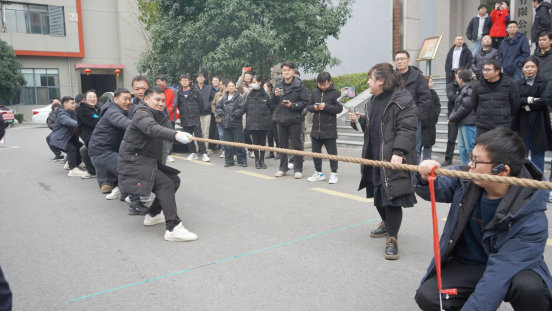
top-left (469, 153), bottom-right (495, 168)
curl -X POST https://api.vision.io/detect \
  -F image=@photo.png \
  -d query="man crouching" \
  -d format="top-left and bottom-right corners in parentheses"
top-left (118, 86), bottom-right (198, 242)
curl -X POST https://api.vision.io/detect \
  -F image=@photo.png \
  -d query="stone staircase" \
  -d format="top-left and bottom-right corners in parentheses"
top-left (334, 77), bottom-right (552, 170)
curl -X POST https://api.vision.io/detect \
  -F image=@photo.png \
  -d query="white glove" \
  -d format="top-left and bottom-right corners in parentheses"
top-left (175, 131), bottom-right (193, 144)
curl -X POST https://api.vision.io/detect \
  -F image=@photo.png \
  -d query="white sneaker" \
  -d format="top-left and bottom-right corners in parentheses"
top-left (64, 162), bottom-right (70, 170)
top-left (250, 152), bottom-right (255, 158)
top-left (186, 153), bottom-right (198, 161)
top-left (307, 172), bottom-right (325, 182)
top-left (220, 151), bottom-right (225, 158)
top-left (207, 149), bottom-right (214, 154)
top-left (329, 173), bottom-right (338, 184)
top-left (68, 168), bottom-right (87, 177)
top-left (234, 155), bottom-right (237, 162)
top-left (275, 171), bottom-right (287, 177)
top-left (295, 172), bottom-right (303, 179)
top-left (164, 222), bottom-right (198, 242)
top-left (144, 212), bottom-right (165, 226)
top-left (288, 163), bottom-right (294, 170)
top-left (167, 155), bottom-right (175, 162)
top-left (80, 173), bottom-right (96, 179)
top-left (106, 187), bottom-right (121, 200)
top-left (202, 154), bottom-right (210, 162)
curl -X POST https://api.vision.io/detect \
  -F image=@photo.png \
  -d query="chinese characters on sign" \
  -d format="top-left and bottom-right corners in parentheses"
top-left (515, 0), bottom-right (533, 38)
top-left (393, 0), bottom-right (403, 56)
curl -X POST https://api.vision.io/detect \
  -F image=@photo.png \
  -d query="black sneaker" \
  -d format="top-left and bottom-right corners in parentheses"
top-left (370, 221), bottom-right (388, 238)
top-left (255, 160), bottom-right (261, 169)
top-left (275, 153), bottom-right (280, 160)
top-left (50, 154), bottom-right (64, 161)
top-left (224, 163), bottom-right (234, 167)
top-left (266, 152), bottom-right (275, 159)
top-left (385, 236), bottom-right (399, 260)
top-left (119, 194), bottom-right (128, 202)
top-left (441, 160), bottom-right (453, 167)
top-left (128, 201), bottom-right (148, 215)
top-left (240, 162), bottom-right (248, 167)
top-left (260, 160), bottom-right (267, 169)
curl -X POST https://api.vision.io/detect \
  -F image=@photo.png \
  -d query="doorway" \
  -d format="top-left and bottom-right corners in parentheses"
top-left (80, 74), bottom-right (117, 96)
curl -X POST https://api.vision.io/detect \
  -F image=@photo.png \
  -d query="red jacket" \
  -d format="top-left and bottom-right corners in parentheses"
top-left (489, 9), bottom-right (510, 38)
top-left (163, 86), bottom-right (179, 121)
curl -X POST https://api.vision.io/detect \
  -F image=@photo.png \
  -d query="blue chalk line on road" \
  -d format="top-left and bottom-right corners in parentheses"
top-left (68, 218), bottom-right (380, 302)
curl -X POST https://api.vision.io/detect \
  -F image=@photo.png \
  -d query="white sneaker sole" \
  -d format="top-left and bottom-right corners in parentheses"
top-left (164, 234), bottom-right (198, 242)
top-left (307, 177), bottom-right (325, 182)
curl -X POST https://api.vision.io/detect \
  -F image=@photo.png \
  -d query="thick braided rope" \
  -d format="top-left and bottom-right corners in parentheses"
top-left (187, 137), bottom-right (552, 191)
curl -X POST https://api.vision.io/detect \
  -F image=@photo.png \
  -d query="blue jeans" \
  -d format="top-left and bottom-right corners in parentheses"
top-left (513, 68), bottom-right (524, 82)
top-left (470, 40), bottom-right (482, 56)
top-left (525, 117), bottom-right (545, 173)
top-left (223, 127), bottom-right (247, 164)
top-left (457, 125), bottom-right (476, 165)
top-left (420, 147), bottom-right (432, 161)
top-left (416, 120), bottom-right (422, 164)
top-left (217, 122), bottom-right (225, 151)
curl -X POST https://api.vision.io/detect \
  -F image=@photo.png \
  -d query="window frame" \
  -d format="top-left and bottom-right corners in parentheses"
top-left (16, 68), bottom-right (61, 106)
top-left (2, 2), bottom-right (54, 35)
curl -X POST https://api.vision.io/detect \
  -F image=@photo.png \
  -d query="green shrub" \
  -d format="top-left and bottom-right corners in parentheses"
top-left (14, 113), bottom-right (23, 123)
top-left (304, 72), bottom-right (369, 103)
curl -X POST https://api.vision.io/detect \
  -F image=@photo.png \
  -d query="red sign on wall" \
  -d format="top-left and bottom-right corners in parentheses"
top-left (393, 0), bottom-right (404, 56)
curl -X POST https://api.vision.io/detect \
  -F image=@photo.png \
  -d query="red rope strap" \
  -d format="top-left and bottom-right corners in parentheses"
top-left (429, 168), bottom-right (458, 296)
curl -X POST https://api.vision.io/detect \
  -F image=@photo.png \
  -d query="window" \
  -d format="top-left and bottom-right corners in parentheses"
top-left (1, 2), bottom-right (64, 36)
top-left (15, 69), bottom-right (60, 105)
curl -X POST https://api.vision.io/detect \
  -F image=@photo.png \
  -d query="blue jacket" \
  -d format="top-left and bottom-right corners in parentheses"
top-left (498, 32), bottom-right (530, 75)
top-left (49, 108), bottom-right (78, 151)
top-left (88, 101), bottom-right (131, 157)
top-left (414, 162), bottom-right (552, 310)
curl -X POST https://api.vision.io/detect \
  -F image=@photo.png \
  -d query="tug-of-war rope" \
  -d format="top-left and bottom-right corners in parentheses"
top-left (189, 136), bottom-right (552, 309)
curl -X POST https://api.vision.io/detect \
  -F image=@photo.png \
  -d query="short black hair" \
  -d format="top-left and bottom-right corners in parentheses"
top-left (155, 74), bottom-right (167, 82)
top-left (74, 93), bottom-right (85, 104)
top-left (144, 86), bottom-right (165, 98)
top-left (51, 103), bottom-right (61, 111)
top-left (522, 56), bottom-right (540, 68)
top-left (114, 87), bottom-right (131, 98)
top-left (281, 60), bottom-right (295, 70)
top-left (212, 76), bottom-right (221, 81)
top-left (484, 59), bottom-right (502, 71)
top-left (222, 79), bottom-right (235, 87)
top-left (458, 69), bottom-right (472, 83)
top-left (534, 0), bottom-right (543, 3)
top-left (85, 89), bottom-right (97, 99)
top-left (317, 72), bottom-right (332, 83)
top-left (508, 20), bottom-right (518, 27)
top-left (477, 4), bottom-right (487, 10)
top-left (50, 97), bottom-right (60, 104)
top-left (294, 70), bottom-right (300, 76)
top-left (196, 72), bottom-right (205, 78)
top-left (132, 75), bottom-right (150, 87)
top-left (251, 75), bottom-right (262, 84)
top-left (221, 78), bottom-right (230, 86)
top-left (475, 127), bottom-right (525, 176)
top-left (395, 50), bottom-right (410, 58)
top-left (539, 31), bottom-right (552, 40)
top-left (179, 74), bottom-right (190, 80)
top-left (61, 96), bottom-right (74, 106)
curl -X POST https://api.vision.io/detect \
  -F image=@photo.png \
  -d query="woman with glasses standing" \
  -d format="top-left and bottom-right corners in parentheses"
top-left (349, 63), bottom-right (418, 260)
top-left (512, 56), bottom-right (552, 173)
top-left (244, 75), bottom-right (272, 169)
top-left (215, 80), bottom-right (247, 167)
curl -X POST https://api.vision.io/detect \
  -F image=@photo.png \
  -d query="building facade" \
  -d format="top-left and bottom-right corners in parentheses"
top-left (0, 0), bottom-right (147, 117)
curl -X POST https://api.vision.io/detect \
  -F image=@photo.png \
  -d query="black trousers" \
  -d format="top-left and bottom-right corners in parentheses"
top-left (416, 260), bottom-right (551, 311)
top-left (311, 137), bottom-right (338, 173)
top-left (445, 122), bottom-right (458, 162)
top-left (46, 134), bottom-right (62, 156)
top-left (0, 264), bottom-right (12, 311)
top-left (149, 170), bottom-right (182, 231)
top-left (375, 205), bottom-right (403, 237)
top-left (79, 145), bottom-right (96, 175)
top-left (250, 130), bottom-right (268, 160)
top-left (476, 127), bottom-right (490, 137)
top-left (169, 120), bottom-right (175, 155)
top-left (243, 129), bottom-right (253, 145)
top-left (267, 121), bottom-right (279, 148)
top-left (181, 125), bottom-right (206, 155)
top-left (492, 36), bottom-right (505, 50)
top-left (208, 113), bottom-right (218, 149)
top-left (65, 138), bottom-right (83, 170)
top-left (91, 152), bottom-right (119, 187)
top-left (277, 123), bottom-right (303, 172)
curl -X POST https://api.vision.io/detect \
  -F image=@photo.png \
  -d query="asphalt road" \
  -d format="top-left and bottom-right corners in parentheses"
top-left (1, 125), bottom-right (550, 310)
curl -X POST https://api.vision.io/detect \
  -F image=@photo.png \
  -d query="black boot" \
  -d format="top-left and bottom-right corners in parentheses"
top-left (255, 160), bottom-right (261, 169)
top-left (441, 160), bottom-right (453, 167)
top-left (128, 200), bottom-right (149, 215)
top-left (385, 236), bottom-right (399, 260)
top-left (266, 152), bottom-right (275, 159)
top-left (260, 159), bottom-right (267, 169)
top-left (370, 221), bottom-right (388, 238)
top-left (275, 153), bottom-right (280, 160)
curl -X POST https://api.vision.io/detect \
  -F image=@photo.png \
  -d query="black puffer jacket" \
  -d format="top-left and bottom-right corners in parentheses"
top-left (270, 77), bottom-right (309, 124)
top-left (215, 92), bottom-right (245, 129)
top-left (532, 2), bottom-right (552, 44)
top-left (176, 87), bottom-right (204, 127)
top-left (88, 101), bottom-right (132, 157)
top-left (244, 89), bottom-right (272, 131)
top-left (356, 88), bottom-right (418, 200)
top-left (472, 73), bottom-right (521, 131)
top-left (449, 80), bottom-right (477, 126)
top-left (466, 15), bottom-right (493, 41)
top-left (422, 89), bottom-right (441, 147)
top-left (307, 83), bottom-right (344, 140)
top-left (196, 84), bottom-right (215, 115)
top-left (512, 74), bottom-right (552, 154)
top-left (50, 108), bottom-right (78, 151)
top-left (47, 111), bottom-right (56, 130)
top-left (77, 102), bottom-right (101, 147)
top-left (402, 66), bottom-right (431, 126)
top-left (118, 102), bottom-right (178, 197)
top-left (446, 80), bottom-right (459, 115)
top-left (445, 43), bottom-right (474, 82)
top-left (532, 47), bottom-right (552, 81)
top-left (471, 47), bottom-right (499, 80)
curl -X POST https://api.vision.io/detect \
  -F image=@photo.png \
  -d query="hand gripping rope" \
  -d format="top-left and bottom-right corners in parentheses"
top-left (429, 167), bottom-right (457, 310)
